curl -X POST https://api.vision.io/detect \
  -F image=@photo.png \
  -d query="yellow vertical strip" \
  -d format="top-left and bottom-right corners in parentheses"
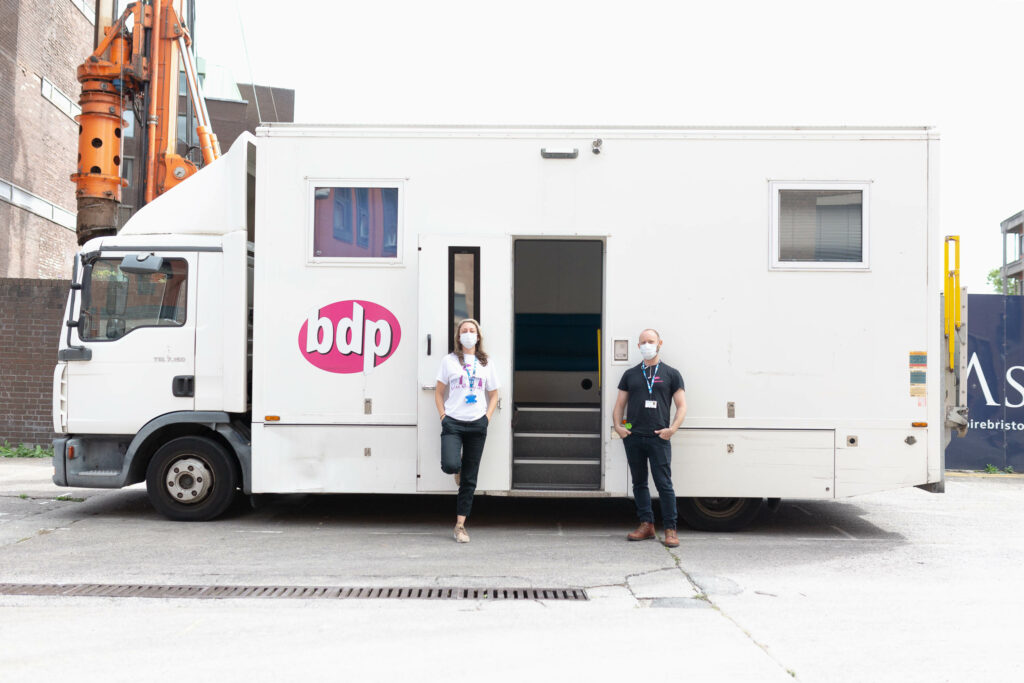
top-left (597, 328), bottom-right (602, 388)
top-left (944, 238), bottom-right (950, 338)
top-left (944, 236), bottom-right (961, 370)
top-left (953, 236), bottom-right (961, 329)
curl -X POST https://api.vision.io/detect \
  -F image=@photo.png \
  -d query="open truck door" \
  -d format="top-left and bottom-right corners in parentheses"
top-left (417, 234), bottom-right (512, 492)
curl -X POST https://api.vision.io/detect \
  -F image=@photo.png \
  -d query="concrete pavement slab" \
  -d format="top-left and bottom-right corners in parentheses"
top-left (3, 458), bottom-right (1024, 681)
top-left (627, 566), bottom-right (700, 598)
top-left (0, 596), bottom-right (795, 682)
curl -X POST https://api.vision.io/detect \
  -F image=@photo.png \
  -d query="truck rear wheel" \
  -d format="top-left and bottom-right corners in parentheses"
top-left (678, 497), bottom-right (763, 532)
top-left (145, 436), bottom-right (238, 521)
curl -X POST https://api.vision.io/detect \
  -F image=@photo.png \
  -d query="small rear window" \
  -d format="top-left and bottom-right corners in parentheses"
top-left (312, 186), bottom-right (399, 260)
top-left (770, 181), bottom-right (870, 270)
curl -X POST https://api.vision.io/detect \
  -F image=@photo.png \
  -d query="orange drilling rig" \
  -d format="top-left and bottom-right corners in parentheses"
top-left (72, 0), bottom-right (219, 245)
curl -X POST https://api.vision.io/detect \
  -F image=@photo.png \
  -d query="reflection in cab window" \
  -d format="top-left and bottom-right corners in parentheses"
top-left (313, 187), bottom-right (398, 258)
top-left (80, 259), bottom-right (187, 341)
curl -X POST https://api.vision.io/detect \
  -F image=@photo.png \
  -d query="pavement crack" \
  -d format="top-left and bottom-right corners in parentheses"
top-left (664, 545), bottom-right (799, 680)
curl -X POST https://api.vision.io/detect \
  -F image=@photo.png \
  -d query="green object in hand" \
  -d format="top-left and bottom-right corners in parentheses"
top-left (624, 422), bottom-right (632, 430)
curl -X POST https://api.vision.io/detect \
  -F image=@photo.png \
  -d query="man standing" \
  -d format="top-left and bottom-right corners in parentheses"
top-left (613, 329), bottom-right (687, 547)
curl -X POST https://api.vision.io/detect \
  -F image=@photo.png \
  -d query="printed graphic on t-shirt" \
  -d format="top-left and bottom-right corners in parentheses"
top-left (451, 361), bottom-right (487, 391)
top-left (437, 354), bottom-right (501, 421)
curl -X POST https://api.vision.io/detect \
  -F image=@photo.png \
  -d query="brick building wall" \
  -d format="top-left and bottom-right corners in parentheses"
top-left (0, 0), bottom-right (93, 279)
top-left (0, 278), bottom-right (68, 446)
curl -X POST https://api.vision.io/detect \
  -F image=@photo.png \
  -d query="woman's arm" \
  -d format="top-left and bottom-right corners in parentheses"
top-left (435, 381), bottom-right (447, 419)
top-left (485, 389), bottom-right (499, 421)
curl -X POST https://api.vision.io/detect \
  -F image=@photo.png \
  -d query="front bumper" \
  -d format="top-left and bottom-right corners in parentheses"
top-left (52, 437), bottom-right (69, 486)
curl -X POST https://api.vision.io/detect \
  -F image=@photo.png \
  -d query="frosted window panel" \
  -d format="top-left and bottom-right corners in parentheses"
top-left (779, 190), bottom-right (862, 262)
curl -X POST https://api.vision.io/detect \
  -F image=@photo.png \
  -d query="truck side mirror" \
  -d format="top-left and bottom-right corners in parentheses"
top-left (106, 317), bottom-right (126, 339)
top-left (119, 253), bottom-right (164, 274)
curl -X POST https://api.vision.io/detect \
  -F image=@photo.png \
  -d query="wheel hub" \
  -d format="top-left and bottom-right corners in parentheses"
top-left (165, 457), bottom-right (212, 504)
top-left (693, 497), bottom-right (745, 519)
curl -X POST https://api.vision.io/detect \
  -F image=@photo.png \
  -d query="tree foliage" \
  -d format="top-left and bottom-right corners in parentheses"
top-left (987, 268), bottom-right (1021, 295)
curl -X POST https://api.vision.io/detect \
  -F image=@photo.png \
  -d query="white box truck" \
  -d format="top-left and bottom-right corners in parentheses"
top-left (51, 124), bottom-right (962, 529)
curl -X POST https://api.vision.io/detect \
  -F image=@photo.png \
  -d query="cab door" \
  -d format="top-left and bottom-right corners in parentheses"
top-left (417, 234), bottom-right (512, 492)
top-left (66, 250), bottom-right (198, 434)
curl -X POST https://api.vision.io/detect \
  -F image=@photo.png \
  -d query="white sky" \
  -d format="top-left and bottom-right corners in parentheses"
top-left (191, 0), bottom-right (1024, 291)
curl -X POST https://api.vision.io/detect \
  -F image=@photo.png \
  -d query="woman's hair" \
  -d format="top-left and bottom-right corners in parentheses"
top-left (454, 318), bottom-right (489, 367)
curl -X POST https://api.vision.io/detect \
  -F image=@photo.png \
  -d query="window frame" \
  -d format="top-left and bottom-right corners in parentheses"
top-left (78, 257), bottom-right (189, 342)
top-left (448, 246), bottom-right (481, 353)
top-left (307, 179), bottom-right (404, 266)
top-left (769, 180), bottom-right (871, 271)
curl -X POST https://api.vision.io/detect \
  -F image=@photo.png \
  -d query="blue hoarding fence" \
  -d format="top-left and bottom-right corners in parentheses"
top-left (945, 293), bottom-right (1024, 471)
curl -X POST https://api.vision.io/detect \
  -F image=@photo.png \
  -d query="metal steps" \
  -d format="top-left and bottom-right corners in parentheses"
top-left (512, 405), bottom-right (601, 490)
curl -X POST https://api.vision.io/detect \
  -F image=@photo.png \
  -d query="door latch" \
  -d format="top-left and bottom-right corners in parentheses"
top-left (172, 375), bottom-right (195, 397)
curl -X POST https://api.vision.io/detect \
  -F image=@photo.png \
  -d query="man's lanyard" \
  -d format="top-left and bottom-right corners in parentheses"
top-left (641, 362), bottom-right (659, 395)
top-left (463, 357), bottom-right (478, 392)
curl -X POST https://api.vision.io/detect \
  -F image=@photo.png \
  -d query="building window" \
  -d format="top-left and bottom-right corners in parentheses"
top-left (122, 112), bottom-right (135, 139)
top-left (41, 77), bottom-right (81, 122)
top-left (770, 181), bottom-right (870, 270)
top-left (176, 113), bottom-right (187, 145)
top-left (0, 176), bottom-right (75, 231)
top-left (311, 185), bottom-right (401, 261)
top-left (70, 0), bottom-right (96, 24)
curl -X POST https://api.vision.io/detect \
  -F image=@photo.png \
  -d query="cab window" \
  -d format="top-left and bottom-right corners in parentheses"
top-left (80, 258), bottom-right (187, 341)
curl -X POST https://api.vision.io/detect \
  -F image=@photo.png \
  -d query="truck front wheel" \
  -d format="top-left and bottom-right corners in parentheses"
top-left (678, 497), bottom-right (763, 532)
top-left (145, 436), bottom-right (238, 521)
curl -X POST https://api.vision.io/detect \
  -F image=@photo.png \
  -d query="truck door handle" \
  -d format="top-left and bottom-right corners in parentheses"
top-left (427, 334), bottom-right (432, 355)
top-left (172, 375), bottom-right (195, 397)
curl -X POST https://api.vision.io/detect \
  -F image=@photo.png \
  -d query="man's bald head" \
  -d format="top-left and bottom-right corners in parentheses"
top-left (639, 328), bottom-right (661, 343)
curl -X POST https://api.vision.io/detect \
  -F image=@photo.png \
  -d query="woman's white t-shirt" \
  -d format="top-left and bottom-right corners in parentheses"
top-left (436, 352), bottom-right (501, 421)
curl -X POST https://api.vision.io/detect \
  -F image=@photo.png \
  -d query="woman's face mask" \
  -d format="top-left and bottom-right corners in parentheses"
top-left (460, 331), bottom-right (479, 349)
top-left (639, 342), bottom-right (659, 360)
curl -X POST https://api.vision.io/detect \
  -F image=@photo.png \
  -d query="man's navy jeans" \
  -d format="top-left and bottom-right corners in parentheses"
top-left (624, 433), bottom-right (678, 529)
top-left (440, 415), bottom-right (488, 517)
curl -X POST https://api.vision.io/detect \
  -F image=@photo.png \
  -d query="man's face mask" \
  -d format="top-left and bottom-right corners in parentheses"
top-left (639, 342), bottom-right (659, 360)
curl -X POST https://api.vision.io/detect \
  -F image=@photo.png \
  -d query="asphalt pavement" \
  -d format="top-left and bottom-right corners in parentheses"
top-left (0, 458), bottom-right (1022, 682)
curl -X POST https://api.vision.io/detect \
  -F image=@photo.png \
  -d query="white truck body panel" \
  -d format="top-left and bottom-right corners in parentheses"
top-left (246, 125), bottom-right (940, 498)
top-left (57, 125), bottom-right (944, 504)
top-left (195, 231), bottom-right (250, 414)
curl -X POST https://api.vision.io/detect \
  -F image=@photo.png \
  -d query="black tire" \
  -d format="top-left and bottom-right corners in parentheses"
top-left (678, 497), bottom-right (763, 532)
top-left (145, 435), bottom-right (238, 521)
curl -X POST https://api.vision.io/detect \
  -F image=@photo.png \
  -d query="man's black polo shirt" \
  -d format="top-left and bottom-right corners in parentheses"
top-left (617, 361), bottom-right (685, 435)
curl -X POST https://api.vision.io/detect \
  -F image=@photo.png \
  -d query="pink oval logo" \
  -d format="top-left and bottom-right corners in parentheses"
top-left (298, 300), bottom-right (402, 374)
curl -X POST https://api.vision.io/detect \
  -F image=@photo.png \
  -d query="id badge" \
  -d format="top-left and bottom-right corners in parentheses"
top-left (645, 400), bottom-right (657, 409)
top-left (465, 394), bottom-right (478, 404)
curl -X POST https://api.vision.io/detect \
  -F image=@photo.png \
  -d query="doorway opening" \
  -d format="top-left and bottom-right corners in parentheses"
top-left (512, 239), bottom-right (603, 490)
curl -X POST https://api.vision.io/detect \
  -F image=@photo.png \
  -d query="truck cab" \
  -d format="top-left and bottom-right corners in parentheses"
top-left (52, 136), bottom-right (255, 520)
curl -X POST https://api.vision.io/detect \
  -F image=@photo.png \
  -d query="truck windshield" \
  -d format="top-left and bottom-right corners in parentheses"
top-left (79, 258), bottom-right (188, 341)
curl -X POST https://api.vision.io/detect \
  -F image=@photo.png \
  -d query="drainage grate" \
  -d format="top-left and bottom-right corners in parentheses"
top-left (0, 583), bottom-right (588, 601)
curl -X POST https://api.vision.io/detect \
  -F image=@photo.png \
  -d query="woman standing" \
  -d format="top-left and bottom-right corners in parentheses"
top-left (434, 318), bottom-right (500, 543)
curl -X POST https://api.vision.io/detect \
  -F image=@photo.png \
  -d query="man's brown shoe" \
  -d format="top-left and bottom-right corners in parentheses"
top-left (627, 522), bottom-right (656, 541)
top-left (663, 528), bottom-right (680, 548)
